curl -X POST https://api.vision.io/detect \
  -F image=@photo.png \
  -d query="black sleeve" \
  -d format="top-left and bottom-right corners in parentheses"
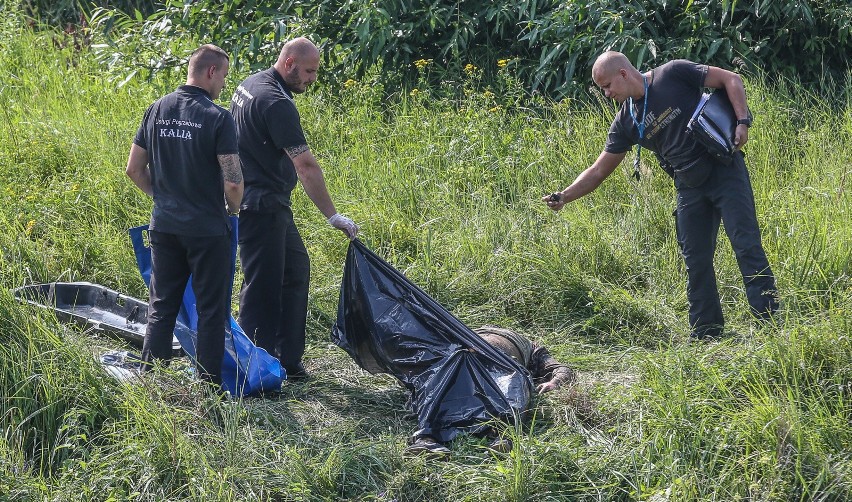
top-left (216, 111), bottom-right (239, 155)
top-left (133, 102), bottom-right (156, 149)
top-left (265, 99), bottom-right (308, 151)
top-left (668, 59), bottom-right (708, 89)
top-left (603, 108), bottom-right (635, 154)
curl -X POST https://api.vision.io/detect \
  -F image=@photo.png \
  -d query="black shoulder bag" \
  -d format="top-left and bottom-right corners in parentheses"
top-left (686, 87), bottom-right (752, 162)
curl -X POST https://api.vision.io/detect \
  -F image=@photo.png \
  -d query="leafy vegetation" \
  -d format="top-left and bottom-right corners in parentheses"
top-left (11, 0), bottom-right (158, 26)
top-left (86, 0), bottom-right (852, 99)
top-left (1, 5), bottom-right (851, 501)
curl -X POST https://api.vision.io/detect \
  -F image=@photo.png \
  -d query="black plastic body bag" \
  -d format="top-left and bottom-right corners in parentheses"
top-left (332, 240), bottom-right (534, 443)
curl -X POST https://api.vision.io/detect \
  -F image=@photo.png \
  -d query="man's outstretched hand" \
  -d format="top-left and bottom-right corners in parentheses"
top-left (542, 192), bottom-right (566, 211)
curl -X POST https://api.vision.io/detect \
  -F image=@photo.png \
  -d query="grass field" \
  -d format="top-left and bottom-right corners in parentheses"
top-left (1, 13), bottom-right (850, 502)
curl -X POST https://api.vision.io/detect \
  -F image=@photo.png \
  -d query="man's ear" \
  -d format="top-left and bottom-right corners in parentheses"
top-left (207, 65), bottom-right (217, 79)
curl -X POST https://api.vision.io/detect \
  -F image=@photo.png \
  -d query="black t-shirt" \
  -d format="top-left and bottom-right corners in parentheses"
top-left (604, 60), bottom-right (708, 169)
top-left (134, 85), bottom-right (238, 236)
top-left (230, 68), bottom-right (307, 211)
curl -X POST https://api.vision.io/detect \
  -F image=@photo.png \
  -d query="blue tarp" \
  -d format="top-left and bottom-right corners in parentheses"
top-left (129, 220), bottom-right (283, 396)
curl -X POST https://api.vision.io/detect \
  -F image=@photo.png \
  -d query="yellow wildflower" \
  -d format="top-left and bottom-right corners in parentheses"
top-left (497, 59), bottom-right (510, 68)
top-left (414, 59), bottom-right (432, 70)
top-left (344, 79), bottom-right (357, 88)
top-left (483, 90), bottom-right (495, 100)
top-left (464, 63), bottom-right (478, 75)
top-left (26, 220), bottom-right (36, 235)
top-left (410, 88), bottom-right (420, 97)
top-left (489, 106), bottom-right (503, 113)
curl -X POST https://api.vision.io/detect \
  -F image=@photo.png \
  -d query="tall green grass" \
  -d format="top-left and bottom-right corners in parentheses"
top-left (1, 10), bottom-right (850, 501)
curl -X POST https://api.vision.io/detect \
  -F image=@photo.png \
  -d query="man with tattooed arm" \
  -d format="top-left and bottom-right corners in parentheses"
top-left (126, 44), bottom-right (243, 388)
top-left (230, 38), bottom-right (358, 379)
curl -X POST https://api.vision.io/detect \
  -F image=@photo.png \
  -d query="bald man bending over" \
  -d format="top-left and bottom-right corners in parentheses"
top-left (543, 52), bottom-right (778, 340)
top-left (230, 38), bottom-right (358, 378)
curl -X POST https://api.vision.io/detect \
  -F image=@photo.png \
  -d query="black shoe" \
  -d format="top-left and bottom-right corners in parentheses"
top-left (404, 437), bottom-right (451, 459)
top-left (285, 363), bottom-right (309, 382)
top-left (689, 324), bottom-right (725, 341)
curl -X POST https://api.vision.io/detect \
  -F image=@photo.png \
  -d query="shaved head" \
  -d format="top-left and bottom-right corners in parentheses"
top-left (590, 51), bottom-right (647, 103)
top-left (276, 37), bottom-right (320, 66)
top-left (592, 51), bottom-right (637, 82)
top-left (188, 44), bottom-right (229, 78)
top-left (186, 44), bottom-right (230, 99)
top-left (273, 37), bottom-right (321, 93)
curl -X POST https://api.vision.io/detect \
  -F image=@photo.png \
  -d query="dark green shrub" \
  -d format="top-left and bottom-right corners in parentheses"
top-left (523, 0), bottom-right (852, 97)
top-left (13, 0), bottom-right (159, 26)
top-left (88, 0), bottom-right (852, 99)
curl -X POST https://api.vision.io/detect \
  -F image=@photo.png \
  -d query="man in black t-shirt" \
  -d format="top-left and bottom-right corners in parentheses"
top-left (230, 38), bottom-right (358, 378)
top-left (543, 52), bottom-right (778, 340)
top-left (126, 44), bottom-right (244, 386)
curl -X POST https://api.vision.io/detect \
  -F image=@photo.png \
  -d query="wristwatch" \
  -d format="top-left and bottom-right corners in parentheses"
top-left (736, 117), bottom-right (752, 127)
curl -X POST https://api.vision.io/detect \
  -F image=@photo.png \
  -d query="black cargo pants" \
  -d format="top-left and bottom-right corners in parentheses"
top-left (674, 152), bottom-right (779, 338)
top-left (237, 207), bottom-right (310, 372)
top-left (143, 230), bottom-right (231, 385)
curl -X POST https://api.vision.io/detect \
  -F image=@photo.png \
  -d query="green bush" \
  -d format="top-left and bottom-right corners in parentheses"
top-left (12, 0), bottom-right (158, 26)
top-left (524, 0), bottom-right (852, 97)
top-left (87, 0), bottom-right (852, 100)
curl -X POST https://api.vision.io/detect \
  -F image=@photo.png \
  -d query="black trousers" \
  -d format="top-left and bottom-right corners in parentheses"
top-left (143, 230), bottom-right (230, 385)
top-left (674, 152), bottom-right (779, 337)
top-left (237, 208), bottom-right (310, 371)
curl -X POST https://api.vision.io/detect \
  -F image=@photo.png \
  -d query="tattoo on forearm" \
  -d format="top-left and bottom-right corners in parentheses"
top-left (219, 154), bottom-right (243, 184)
top-left (284, 144), bottom-right (310, 159)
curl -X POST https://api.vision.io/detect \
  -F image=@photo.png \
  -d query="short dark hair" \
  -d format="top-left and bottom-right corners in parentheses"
top-left (188, 44), bottom-right (229, 76)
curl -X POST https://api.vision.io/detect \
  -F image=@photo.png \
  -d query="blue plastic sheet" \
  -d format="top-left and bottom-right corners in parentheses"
top-left (129, 219), bottom-right (283, 396)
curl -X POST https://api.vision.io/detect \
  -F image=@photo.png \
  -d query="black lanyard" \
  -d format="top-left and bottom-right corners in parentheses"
top-left (627, 75), bottom-right (649, 181)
